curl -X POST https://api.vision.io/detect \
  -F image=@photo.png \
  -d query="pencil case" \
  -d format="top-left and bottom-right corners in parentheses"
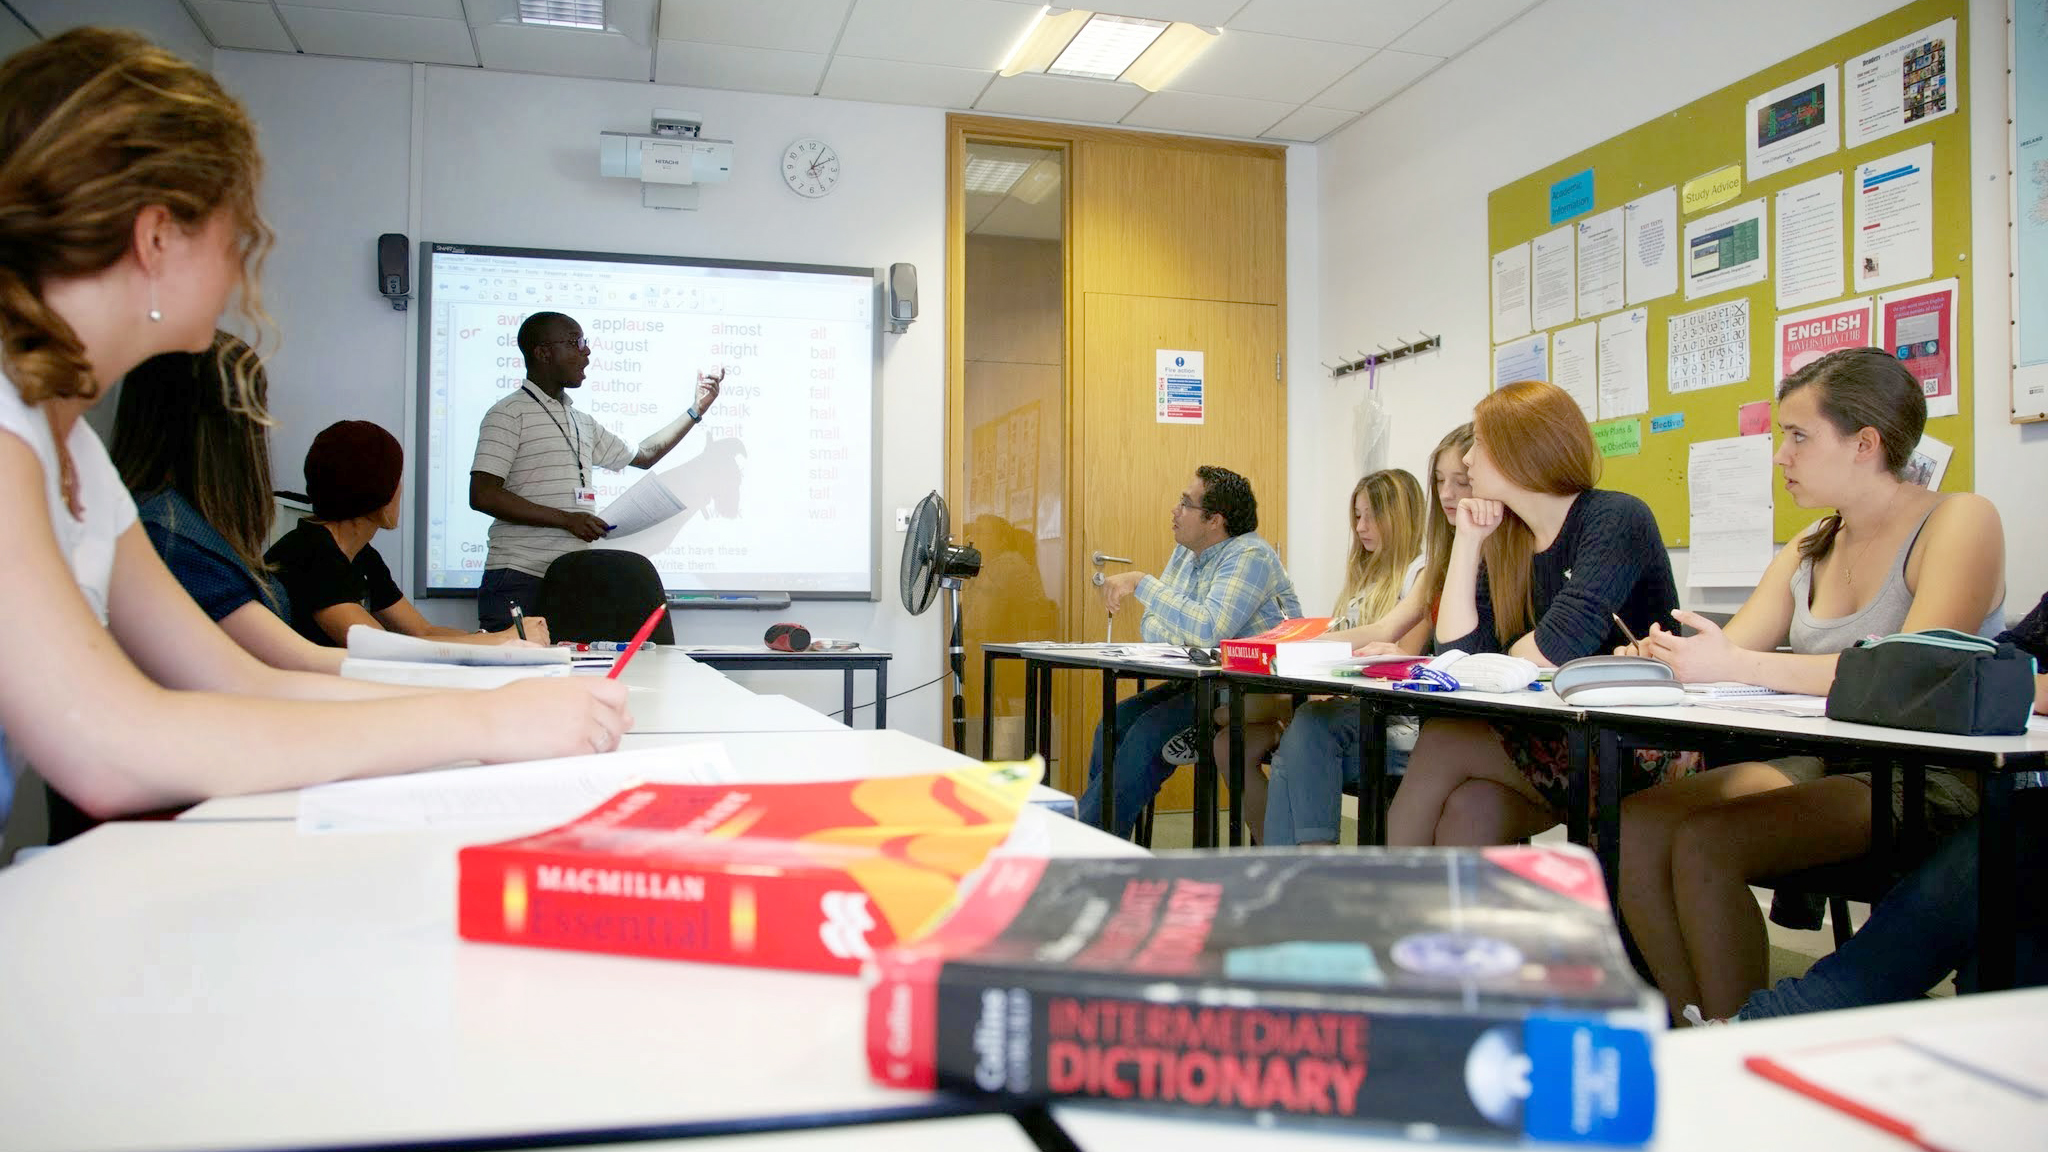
top-left (1825, 629), bottom-right (2035, 736)
top-left (1551, 655), bottom-right (1685, 707)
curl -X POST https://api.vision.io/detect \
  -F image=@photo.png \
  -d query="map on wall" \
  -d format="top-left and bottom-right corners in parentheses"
top-left (2015, 1), bottom-right (2048, 365)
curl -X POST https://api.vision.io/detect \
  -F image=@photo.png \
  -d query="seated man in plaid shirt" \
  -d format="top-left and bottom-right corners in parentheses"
top-left (1084, 465), bottom-right (1301, 836)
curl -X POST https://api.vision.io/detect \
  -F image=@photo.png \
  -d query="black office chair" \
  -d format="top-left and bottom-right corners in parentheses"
top-left (535, 550), bottom-right (676, 645)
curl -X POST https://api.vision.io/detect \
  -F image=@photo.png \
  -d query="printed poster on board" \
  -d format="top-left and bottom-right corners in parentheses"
top-left (1775, 297), bottom-right (1874, 377)
top-left (1156, 349), bottom-right (1204, 424)
top-left (1876, 279), bottom-right (1959, 419)
top-left (1746, 66), bottom-right (1840, 182)
top-left (1845, 18), bottom-right (1956, 148)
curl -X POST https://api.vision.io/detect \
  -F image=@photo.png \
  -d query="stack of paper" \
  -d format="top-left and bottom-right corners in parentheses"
top-left (345, 625), bottom-right (570, 667)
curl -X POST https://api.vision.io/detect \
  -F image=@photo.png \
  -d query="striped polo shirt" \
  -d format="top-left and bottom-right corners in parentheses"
top-left (470, 382), bottom-right (633, 577)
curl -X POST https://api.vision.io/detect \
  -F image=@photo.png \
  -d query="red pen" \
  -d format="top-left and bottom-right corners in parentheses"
top-left (606, 606), bottom-right (667, 680)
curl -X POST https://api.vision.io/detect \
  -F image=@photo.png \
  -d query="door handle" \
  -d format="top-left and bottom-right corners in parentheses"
top-left (1091, 551), bottom-right (1131, 568)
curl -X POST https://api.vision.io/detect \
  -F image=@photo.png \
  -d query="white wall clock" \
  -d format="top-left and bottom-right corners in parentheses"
top-left (782, 138), bottom-right (841, 198)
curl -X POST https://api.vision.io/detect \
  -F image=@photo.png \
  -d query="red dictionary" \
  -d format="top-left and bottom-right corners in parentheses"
top-left (457, 762), bottom-right (1038, 976)
top-left (1219, 617), bottom-right (1344, 674)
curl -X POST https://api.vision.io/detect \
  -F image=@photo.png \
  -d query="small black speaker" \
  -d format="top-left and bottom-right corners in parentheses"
top-left (377, 233), bottom-right (409, 310)
top-left (888, 262), bottom-right (917, 327)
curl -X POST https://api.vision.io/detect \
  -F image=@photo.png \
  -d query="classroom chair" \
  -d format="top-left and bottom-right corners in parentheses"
top-left (536, 550), bottom-right (676, 645)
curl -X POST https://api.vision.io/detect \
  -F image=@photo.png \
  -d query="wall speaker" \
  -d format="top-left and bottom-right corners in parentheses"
top-left (887, 262), bottom-right (917, 332)
top-left (378, 233), bottom-right (409, 311)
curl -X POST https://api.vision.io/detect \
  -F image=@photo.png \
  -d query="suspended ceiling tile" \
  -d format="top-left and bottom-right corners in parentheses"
top-left (474, 23), bottom-right (653, 81)
top-left (974, 71), bottom-right (1146, 121)
top-left (1089, 0), bottom-right (1247, 22)
top-left (1260, 103), bottom-right (1358, 142)
top-left (278, 6), bottom-right (478, 64)
top-left (191, 0), bottom-right (297, 52)
top-left (1226, 0), bottom-right (1444, 48)
top-left (1389, 0), bottom-right (1539, 57)
top-left (836, 0), bottom-right (1042, 70)
top-left (654, 39), bottom-right (827, 95)
top-left (656, 0), bottom-right (852, 54)
top-left (1119, 89), bottom-right (1293, 139)
top-left (279, 0), bottom-right (464, 15)
top-left (1313, 47), bottom-right (1442, 113)
top-left (1164, 28), bottom-right (1371, 104)
top-left (821, 55), bottom-right (992, 108)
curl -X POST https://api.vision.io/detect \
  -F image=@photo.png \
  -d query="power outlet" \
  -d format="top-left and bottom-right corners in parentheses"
top-left (895, 507), bottom-right (910, 532)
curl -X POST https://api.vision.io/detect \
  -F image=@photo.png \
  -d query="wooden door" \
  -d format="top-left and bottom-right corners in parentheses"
top-left (1054, 293), bottom-right (1284, 808)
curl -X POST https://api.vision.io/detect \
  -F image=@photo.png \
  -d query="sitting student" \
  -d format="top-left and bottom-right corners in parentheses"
top-left (0, 29), bottom-right (627, 830)
top-left (268, 420), bottom-right (541, 648)
top-left (1259, 431), bottom-right (1471, 846)
top-left (1386, 380), bottom-right (1681, 848)
top-left (1233, 468), bottom-right (1426, 842)
top-left (1084, 465), bottom-right (1300, 836)
top-left (1617, 347), bottom-right (2004, 1022)
top-left (1736, 591), bottom-right (2048, 1019)
top-left (112, 333), bottom-right (344, 674)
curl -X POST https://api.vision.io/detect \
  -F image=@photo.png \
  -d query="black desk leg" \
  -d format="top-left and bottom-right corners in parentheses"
top-left (842, 668), bottom-right (856, 732)
top-left (1567, 725), bottom-right (1595, 851)
top-left (1193, 678), bottom-right (1217, 850)
top-left (981, 651), bottom-right (996, 760)
top-left (1037, 665), bottom-right (1053, 763)
top-left (1226, 688), bottom-right (1246, 847)
top-left (1358, 697), bottom-right (1385, 846)
top-left (1022, 660), bottom-right (1039, 759)
top-left (1596, 727), bottom-right (1622, 894)
top-left (1978, 767), bottom-right (2017, 991)
top-left (874, 661), bottom-right (888, 731)
top-left (1099, 671), bottom-right (1119, 836)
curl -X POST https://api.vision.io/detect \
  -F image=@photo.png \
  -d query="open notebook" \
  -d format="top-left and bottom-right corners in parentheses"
top-left (345, 625), bottom-right (570, 667)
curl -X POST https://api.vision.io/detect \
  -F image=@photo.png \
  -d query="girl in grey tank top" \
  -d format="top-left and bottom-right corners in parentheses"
top-left (1788, 497), bottom-right (2006, 656)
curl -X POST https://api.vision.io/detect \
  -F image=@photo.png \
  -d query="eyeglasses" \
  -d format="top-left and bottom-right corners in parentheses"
top-left (1176, 496), bottom-right (1208, 513)
top-left (542, 337), bottom-right (590, 352)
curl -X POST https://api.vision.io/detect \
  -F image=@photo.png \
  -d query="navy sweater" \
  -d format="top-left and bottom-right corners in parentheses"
top-left (1443, 488), bottom-right (1678, 662)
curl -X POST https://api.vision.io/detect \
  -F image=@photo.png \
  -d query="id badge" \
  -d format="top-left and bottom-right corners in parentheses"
top-left (574, 486), bottom-right (598, 511)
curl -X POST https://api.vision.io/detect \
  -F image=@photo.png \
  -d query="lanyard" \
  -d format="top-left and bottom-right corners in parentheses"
top-left (521, 385), bottom-right (584, 485)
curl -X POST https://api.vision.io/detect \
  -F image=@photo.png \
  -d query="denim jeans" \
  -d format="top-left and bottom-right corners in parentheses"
top-left (1739, 809), bottom-right (2048, 1019)
top-left (1262, 698), bottom-right (1410, 845)
top-left (1077, 682), bottom-right (1197, 838)
top-left (477, 567), bottom-right (546, 633)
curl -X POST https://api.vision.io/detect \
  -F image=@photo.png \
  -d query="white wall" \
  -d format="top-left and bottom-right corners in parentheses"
top-left (214, 51), bottom-right (951, 739)
top-left (1298, 0), bottom-right (2047, 620)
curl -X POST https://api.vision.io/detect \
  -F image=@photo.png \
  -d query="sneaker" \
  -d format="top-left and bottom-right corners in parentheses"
top-left (1680, 1005), bottom-right (1729, 1028)
top-left (1159, 727), bottom-right (1200, 765)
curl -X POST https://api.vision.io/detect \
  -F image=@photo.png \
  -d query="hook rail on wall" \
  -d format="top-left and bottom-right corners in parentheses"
top-left (1323, 332), bottom-right (1441, 379)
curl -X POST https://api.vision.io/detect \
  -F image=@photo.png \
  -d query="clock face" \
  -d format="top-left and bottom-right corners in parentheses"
top-left (782, 138), bottom-right (840, 198)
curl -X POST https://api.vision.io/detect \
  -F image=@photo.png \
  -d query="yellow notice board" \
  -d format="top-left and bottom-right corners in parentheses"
top-left (1486, 0), bottom-right (1971, 546)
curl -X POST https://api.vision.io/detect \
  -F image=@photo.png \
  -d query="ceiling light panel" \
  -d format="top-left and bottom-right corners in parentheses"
top-left (1048, 13), bottom-right (1166, 80)
top-left (963, 156), bottom-right (1034, 195)
top-left (520, 0), bottom-right (605, 30)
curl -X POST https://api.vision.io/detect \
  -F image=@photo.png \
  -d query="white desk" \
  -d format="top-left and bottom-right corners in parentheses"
top-left (176, 728), bottom-right (1076, 824)
top-left (1052, 987), bottom-right (2048, 1150)
top-left (610, 649), bottom-right (849, 734)
top-left (0, 814), bottom-right (1137, 1152)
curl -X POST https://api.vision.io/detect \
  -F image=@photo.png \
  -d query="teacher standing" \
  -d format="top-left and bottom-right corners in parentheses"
top-left (469, 310), bottom-right (721, 631)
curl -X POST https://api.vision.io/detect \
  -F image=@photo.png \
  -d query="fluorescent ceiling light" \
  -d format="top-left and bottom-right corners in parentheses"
top-left (1009, 160), bottom-right (1062, 205)
top-left (1048, 13), bottom-right (1166, 80)
top-left (1122, 22), bottom-right (1219, 92)
top-left (964, 157), bottom-right (1035, 195)
top-left (1000, 7), bottom-right (1091, 77)
top-left (519, 0), bottom-right (604, 30)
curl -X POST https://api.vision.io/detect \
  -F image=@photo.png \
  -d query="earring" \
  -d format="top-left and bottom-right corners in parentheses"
top-left (147, 281), bottom-right (162, 323)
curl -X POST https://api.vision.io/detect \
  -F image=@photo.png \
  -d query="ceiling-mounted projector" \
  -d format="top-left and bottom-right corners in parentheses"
top-left (600, 107), bottom-right (731, 186)
top-left (600, 134), bottom-right (731, 185)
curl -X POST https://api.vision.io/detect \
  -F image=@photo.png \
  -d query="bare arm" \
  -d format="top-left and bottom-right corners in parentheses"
top-left (630, 370), bottom-right (723, 468)
top-left (0, 438), bottom-right (632, 818)
top-left (1642, 500), bottom-right (2006, 694)
top-left (371, 596), bottom-right (539, 645)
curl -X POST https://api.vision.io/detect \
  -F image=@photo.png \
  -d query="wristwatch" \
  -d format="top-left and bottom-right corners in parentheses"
top-left (687, 405), bottom-right (703, 422)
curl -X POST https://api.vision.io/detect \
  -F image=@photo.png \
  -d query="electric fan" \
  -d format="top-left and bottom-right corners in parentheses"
top-left (898, 490), bottom-right (981, 751)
